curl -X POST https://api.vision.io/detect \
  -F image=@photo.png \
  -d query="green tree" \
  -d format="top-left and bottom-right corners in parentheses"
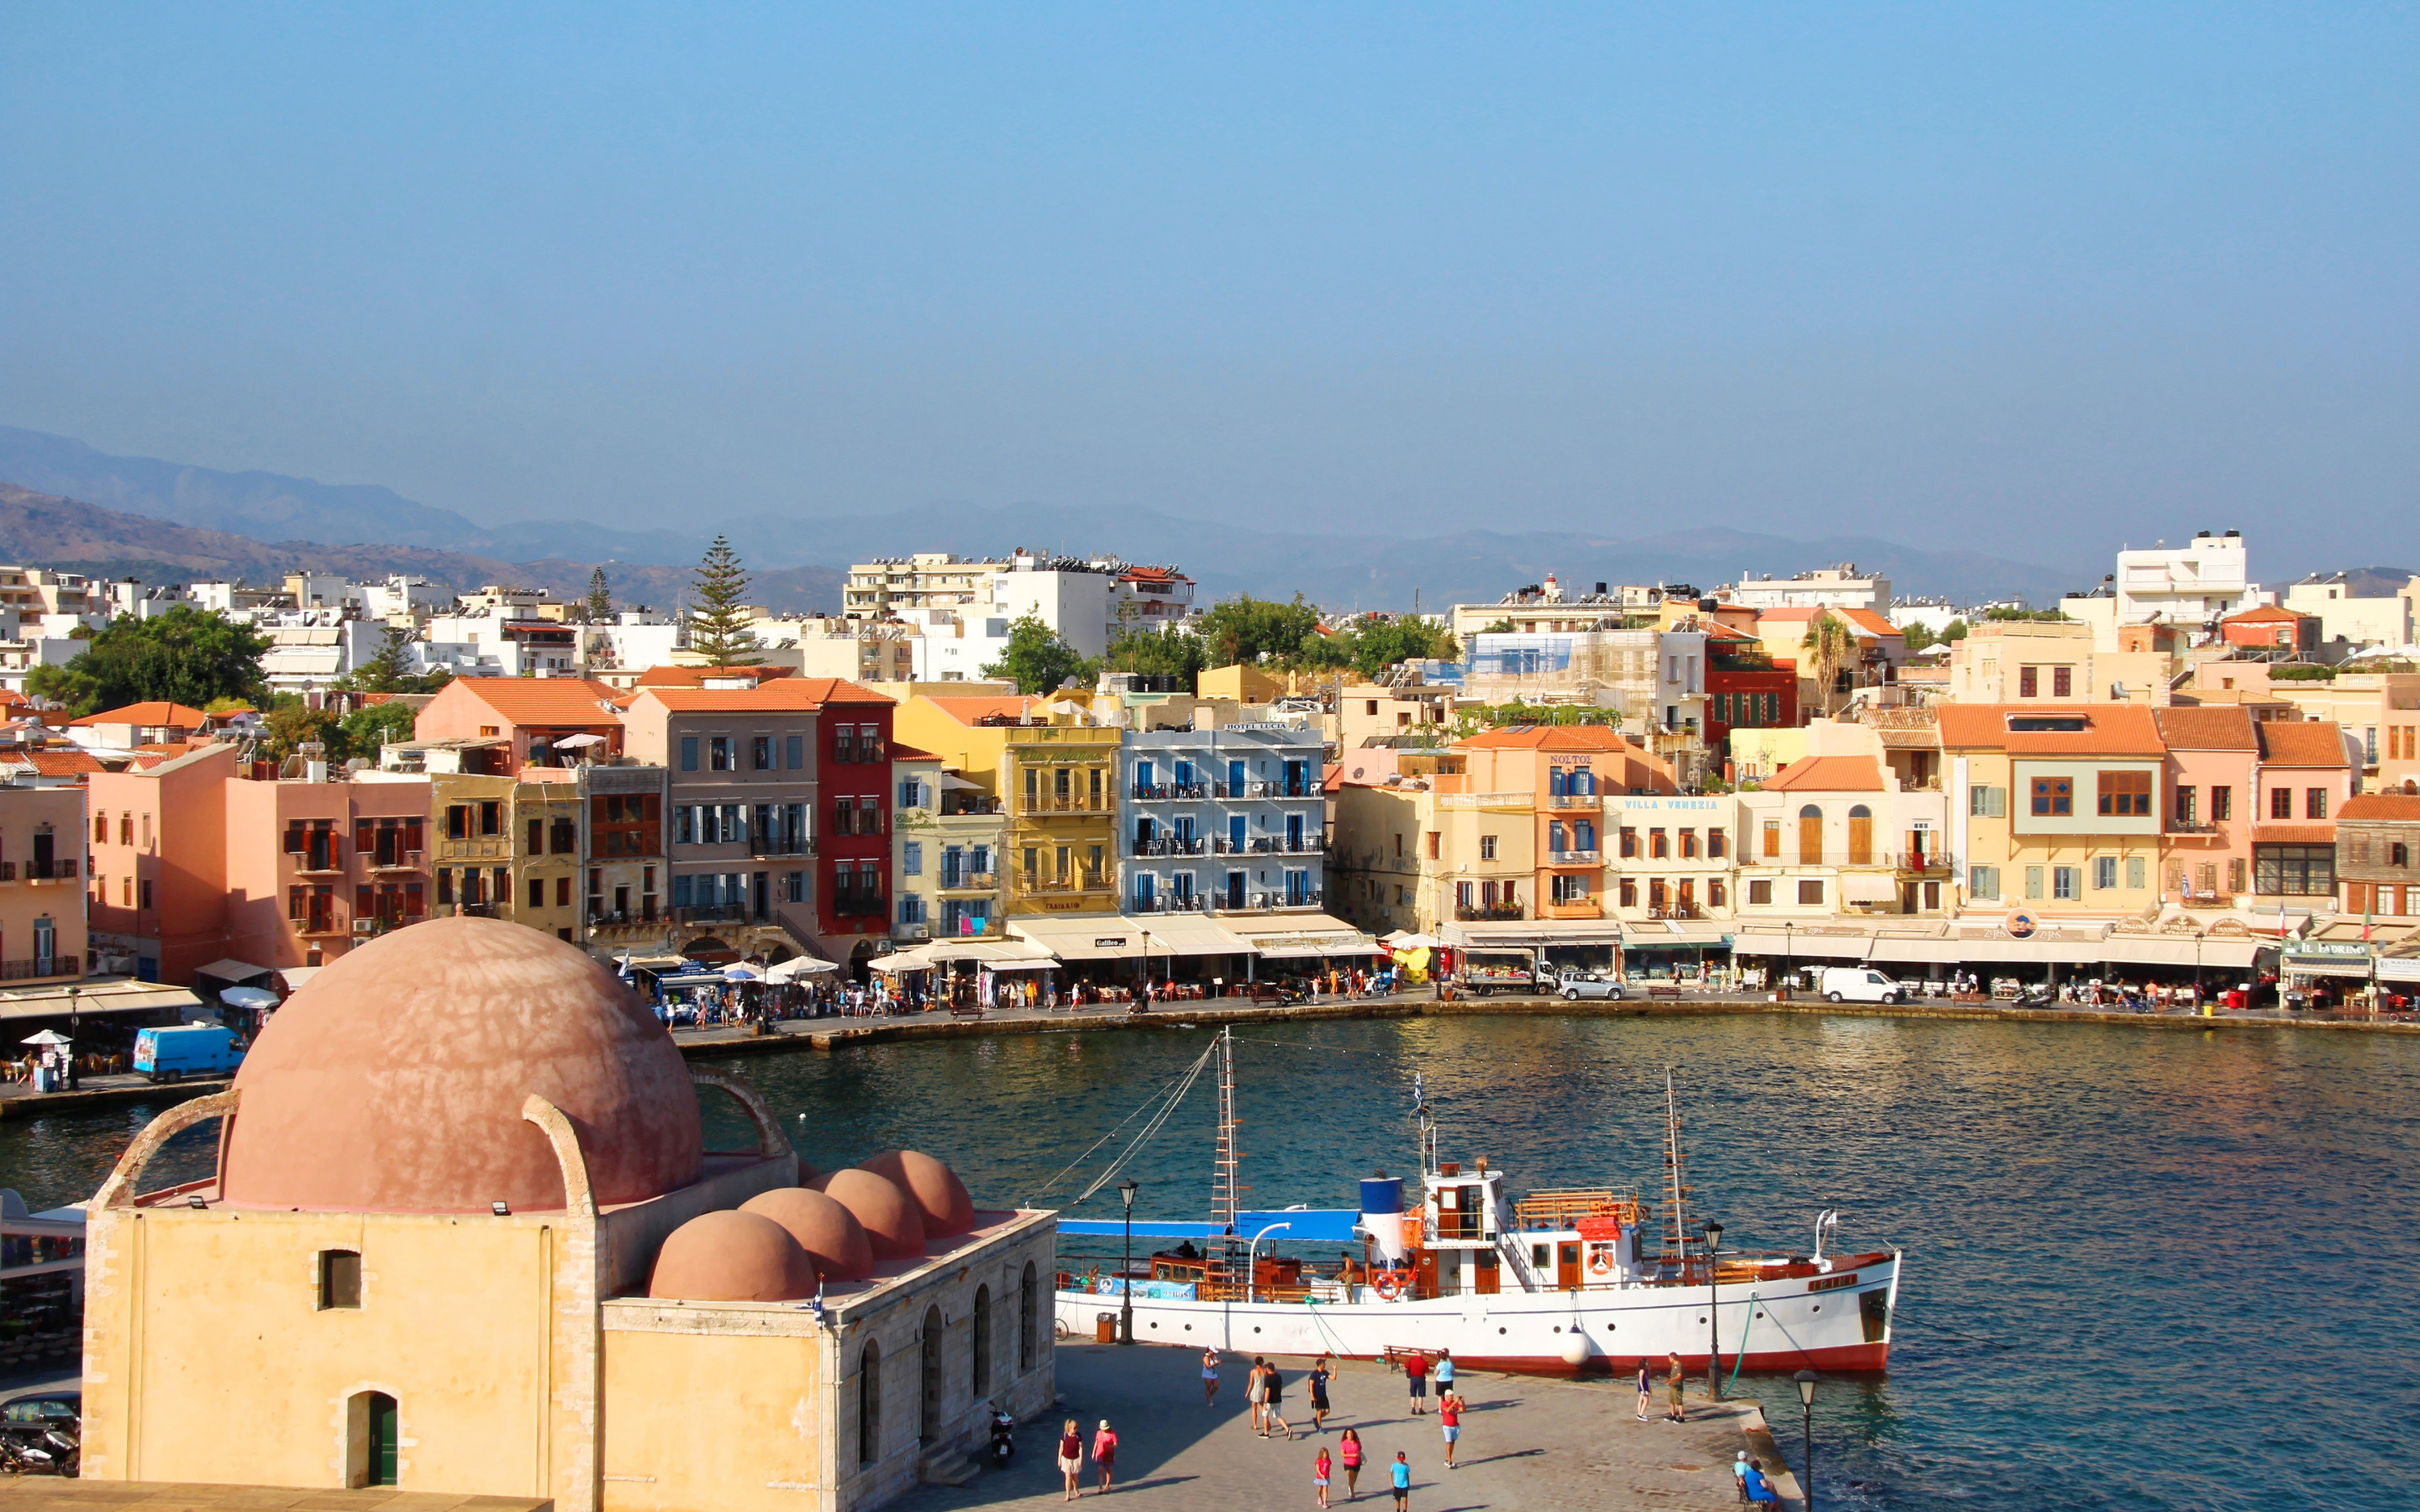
top-left (1901, 621), bottom-right (1939, 654)
top-left (337, 623), bottom-right (450, 695)
top-left (981, 614), bottom-right (1099, 695)
top-left (585, 567), bottom-right (614, 622)
top-left (1348, 614), bottom-right (1460, 679)
top-left (1799, 610), bottom-right (1860, 717)
top-left (25, 606), bottom-right (269, 717)
top-left (1478, 617), bottom-right (1516, 635)
top-left (1197, 594), bottom-right (1325, 667)
top-left (340, 699), bottom-right (420, 755)
top-left (1104, 625), bottom-right (1208, 690)
top-left (262, 696), bottom-right (350, 763)
top-left (687, 535), bottom-right (763, 666)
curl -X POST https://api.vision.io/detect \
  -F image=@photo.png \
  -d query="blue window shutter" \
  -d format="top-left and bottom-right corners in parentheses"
top-left (681, 736), bottom-right (698, 771)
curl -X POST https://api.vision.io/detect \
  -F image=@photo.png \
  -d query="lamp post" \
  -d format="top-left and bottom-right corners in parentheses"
top-left (1118, 1179), bottom-right (1139, 1344)
top-left (1781, 921), bottom-right (1795, 997)
top-left (1793, 1368), bottom-right (1819, 1512)
top-left (64, 985), bottom-right (81, 1092)
top-left (1246, 1222), bottom-right (1291, 1305)
top-left (1704, 1220), bottom-right (1723, 1399)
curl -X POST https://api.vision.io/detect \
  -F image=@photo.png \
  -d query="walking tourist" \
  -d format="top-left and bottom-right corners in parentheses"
top-left (1202, 1347), bottom-right (1222, 1406)
top-left (1439, 1388), bottom-right (1464, 1467)
top-left (1389, 1450), bottom-right (1412, 1510)
top-left (1058, 1419), bottom-right (1084, 1500)
top-left (1248, 1356), bottom-right (1270, 1432)
top-left (1403, 1350), bottom-right (1430, 1415)
top-left (1092, 1419), bottom-right (1118, 1494)
top-left (1308, 1354), bottom-right (1333, 1431)
top-left (1339, 1427), bottom-right (1365, 1499)
top-left (1265, 1358), bottom-right (1294, 1438)
top-left (1636, 1356), bottom-right (1655, 1420)
top-left (1434, 1347), bottom-right (1454, 1396)
top-left (1313, 1444), bottom-right (1333, 1508)
top-left (1665, 1352), bottom-right (1686, 1423)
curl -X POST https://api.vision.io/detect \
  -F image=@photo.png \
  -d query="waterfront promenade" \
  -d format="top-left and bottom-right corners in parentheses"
top-left (898, 1343), bottom-right (1802, 1512)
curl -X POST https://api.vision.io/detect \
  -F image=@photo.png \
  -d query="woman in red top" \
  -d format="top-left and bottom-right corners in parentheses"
top-left (1057, 1419), bottom-right (1083, 1501)
top-left (1439, 1389), bottom-right (1465, 1468)
top-left (1092, 1420), bottom-right (1118, 1494)
top-left (1338, 1427), bottom-right (1365, 1499)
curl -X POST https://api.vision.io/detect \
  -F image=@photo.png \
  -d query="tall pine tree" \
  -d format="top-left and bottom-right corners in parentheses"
top-left (585, 566), bottom-right (613, 622)
top-left (687, 535), bottom-right (763, 666)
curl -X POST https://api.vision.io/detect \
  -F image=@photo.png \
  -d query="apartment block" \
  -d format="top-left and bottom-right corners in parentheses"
top-left (428, 772), bottom-right (584, 942)
top-left (892, 696), bottom-right (1118, 918)
top-left (1942, 705), bottom-right (2166, 918)
top-left (1119, 727), bottom-right (1324, 916)
top-left (2, 781), bottom-right (87, 984)
top-left (891, 748), bottom-right (1006, 942)
top-left (1734, 753), bottom-right (1951, 920)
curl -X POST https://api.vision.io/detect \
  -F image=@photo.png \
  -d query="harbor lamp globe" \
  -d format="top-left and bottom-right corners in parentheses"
top-left (1118, 1179), bottom-right (1139, 1344)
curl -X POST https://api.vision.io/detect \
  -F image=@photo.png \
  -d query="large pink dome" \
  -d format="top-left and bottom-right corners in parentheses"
top-left (219, 917), bottom-right (704, 1213)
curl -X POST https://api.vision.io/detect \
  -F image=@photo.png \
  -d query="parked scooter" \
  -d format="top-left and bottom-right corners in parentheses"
top-left (989, 1407), bottom-right (1017, 1467)
top-left (2, 1422), bottom-right (79, 1477)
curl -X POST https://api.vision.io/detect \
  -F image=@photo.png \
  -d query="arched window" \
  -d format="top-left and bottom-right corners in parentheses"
top-left (971, 1284), bottom-right (992, 1395)
top-left (1847, 804), bottom-right (1874, 866)
top-left (1019, 1262), bottom-right (1039, 1371)
top-left (858, 1342), bottom-right (881, 1469)
top-left (1797, 805), bottom-right (1823, 866)
top-left (919, 1305), bottom-right (944, 1444)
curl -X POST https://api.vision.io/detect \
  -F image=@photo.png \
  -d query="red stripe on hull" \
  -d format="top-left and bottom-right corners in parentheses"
top-left (1286, 1341), bottom-right (1890, 1379)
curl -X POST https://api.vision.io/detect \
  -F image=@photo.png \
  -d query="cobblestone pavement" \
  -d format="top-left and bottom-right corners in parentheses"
top-left (895, 1344), bottom-right (1801, 1512)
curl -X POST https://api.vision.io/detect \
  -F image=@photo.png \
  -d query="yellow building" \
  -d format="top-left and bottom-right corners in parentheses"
top-left (890, 696), bottom-right (1118, 916)
top-left (78, 918), bottom-right (1056, 1512)
top-left (1939, 704), bottom-right (2168, 918)
top-left (429, 770), bottom-right (585, 941)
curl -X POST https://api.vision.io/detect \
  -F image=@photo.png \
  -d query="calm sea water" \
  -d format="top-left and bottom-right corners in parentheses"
top-left (6, 1014), bottom-right (2412, 1509)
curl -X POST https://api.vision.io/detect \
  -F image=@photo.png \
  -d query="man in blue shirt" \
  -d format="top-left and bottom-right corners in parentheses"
top-left (1390, 1450), bottom-right (1412, 1510)
top-left (1742, 1460), bottom-right (1780, 1507)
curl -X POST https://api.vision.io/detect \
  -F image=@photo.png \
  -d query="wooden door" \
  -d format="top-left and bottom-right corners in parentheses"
top-left (1475, 1249), bottom-right (1500, 1294)
top-left (1798, 806), bottom-right (1823, 864)
top-left (1556, 1241), bottom-right (1581, 1290)
top-left (1847, 806), bottom-right (1874, 865)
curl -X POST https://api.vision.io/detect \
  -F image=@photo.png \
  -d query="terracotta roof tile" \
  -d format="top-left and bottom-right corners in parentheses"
top-left (0, 748), bottom-right (104, 775)
top-left (1836, 608), bottom-right (1904, 639)
top-left (633, 664), bottom-right (801, 688)
top-left (890, 744), bottom-right (940, 762)
top-left (1454, 726), bottom-right (1639, 753)
top-left (1760, 754), bottom-right (1887, 792)
top-left (2342, 794), bottom-right (2420, 822)
top-left (441, 679), bottom-right (625, 724)
top-left (2222, 605), bottom-right (2309, 623)
top-left (2153, 706), bottom-right (2259, 750)
top-left (918, 696), bottom-right (1043, 725)
top-left (2254, 825), bottom-right (2336, 844)
top-left (1935, 704), bottom-right (2166, 756)
top-left (2254, 721), bottom-right (2351, 768)
top-left (69, 701), bottom-right (208, 727)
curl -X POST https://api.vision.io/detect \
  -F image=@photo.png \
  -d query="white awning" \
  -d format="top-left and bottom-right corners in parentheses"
top-left (1442, 920), bottom-right (1626, 948)
top-left (1732, 930), bottom-right (1873, 960)
top-left (1008, 915), bottom-right (1152, 961)
top-left (2101, 936), bottom-right (2265, 969)
top-left (1620, 922), bottom-right (1731, 948)
top-left (276, 965), bottom-right (324, 990)
top-left (1226, 913), bottom-right (1387, 958)
top-left (1128, 916), bottom-right (1257, 958)
top-left (193, 958), bottom-right (274, 984)
top-left (1839, 873), bottom-right (1902, 904)
top-left (0, 984), bottom-right (203, 1022)
top-left (920, 939), bottom-right (1059, 965)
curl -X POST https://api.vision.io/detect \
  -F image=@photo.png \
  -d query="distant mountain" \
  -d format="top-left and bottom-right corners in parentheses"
top-left (0, 483), bottom-right (841, 615)
top-left (1, 424), bottom-right (2086, 608)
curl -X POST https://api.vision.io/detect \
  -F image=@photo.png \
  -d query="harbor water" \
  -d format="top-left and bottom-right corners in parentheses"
top-left (5, 1012), bottom-right (2412, 1509)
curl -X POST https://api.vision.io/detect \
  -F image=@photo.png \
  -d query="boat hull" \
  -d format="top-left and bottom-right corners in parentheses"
top-left (1057, 1250), bottom-right (1901, 1378)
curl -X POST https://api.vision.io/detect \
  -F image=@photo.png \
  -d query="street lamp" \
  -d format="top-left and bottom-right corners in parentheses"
top-left (1793, 1368), bottom-right (1819, 1512)
top-left (1245, 1222), bottom-right (1292, 1305)
top-left (1118, 1179), bottom-right (1139, 1343)
top-left (1704, 1220), bottom-right (1724, 1399)
top-left (1781, 921), bottom-right (1795, 996)
top-left (64, 985), bottom-right (81, 1092)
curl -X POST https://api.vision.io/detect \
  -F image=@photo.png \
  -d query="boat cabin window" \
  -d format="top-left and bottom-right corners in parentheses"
top-left (1531, 1243), bottom-right (1550, 1268)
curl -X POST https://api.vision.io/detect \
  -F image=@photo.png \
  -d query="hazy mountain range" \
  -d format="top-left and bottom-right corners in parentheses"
top-left (3, 423), bottom-right (2360, 614)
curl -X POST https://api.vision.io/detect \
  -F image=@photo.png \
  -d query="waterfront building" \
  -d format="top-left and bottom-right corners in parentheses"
top-left (2335, 792), bottom-right (2420, 924)
top-left (894, 750), bottom-right (1006, 942)
top-left (892, 696), bottom-right (1119, 921)
top-left (76, 919), bottom-right (1057, 1511)
top-left (1939, 704), bottom-right (2167, 921)
top-left (1733, 747), bottom-right (1951, 921)
top-left (87, 743), bottom-right (432, 983)
top-left (2249, 719), bottom-right (2354, 911)
top-left (1604, 790), bottom-right (1739, 974)
top-left (2152, 706), bottom-right (2260, 908)
top-left (574, 761), bottom-right (670, 961)
top-left (428, 770), bottom-right (586, 941)
top-left (414, 676), bottom-right (627, 767)
top-left (1118, 725), bottom-right (1326, 916)
top-left (0, 778), bottom-right (87, 984)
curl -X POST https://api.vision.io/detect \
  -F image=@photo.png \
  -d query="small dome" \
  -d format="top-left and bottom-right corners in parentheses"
top-left (220, 917), bottom-right (703, 1214)
top-left (740, 1187), bottom-right (875, 1281)
top-left (822, 1169), bottom-right (926, 1259)
top-left (648, 1210), bottom-right (818, 1301)
top-left (858, 1150), bottom-right (976, 1238)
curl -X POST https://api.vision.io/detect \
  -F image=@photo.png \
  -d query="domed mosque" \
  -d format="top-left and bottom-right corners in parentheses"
top-left (76, 918), bottom-right (1059, 1512)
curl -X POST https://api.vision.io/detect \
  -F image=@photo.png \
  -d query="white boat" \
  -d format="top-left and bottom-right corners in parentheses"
top-left (1053, 1030), bottom-right (1902, 1377)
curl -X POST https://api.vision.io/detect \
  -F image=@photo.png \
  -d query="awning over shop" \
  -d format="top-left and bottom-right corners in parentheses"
top-left (2100, 936), bottom-right (2265, 970)
top-left (1441, 921), bottom-right (1626, 948)
top-left (1228, 914), bottom-right (1387, 958)
top-left (1008, 916), bottom-right (1153, 961)
top-left (276, 965), bottom-right (323, 991)
top-left (1732, 930), bottom-right (1873, 960)
top-left (1839, 874), bottom-right (1901, 905)
top-left (1753, 927), bottom-right (2270, 970)
top-left (1621, 922), bottom-right (1732, 949)
top-left (192, 958), bottom-right (274, 985)
top-left (1127, 915), bottom-right (1258, 958)
top-left (2378, 957), bottom-right (2420, 984)
top-left (920, 939), bottom-right (1060, 967)
top-left (0, 984), bottom-right (203, 1022)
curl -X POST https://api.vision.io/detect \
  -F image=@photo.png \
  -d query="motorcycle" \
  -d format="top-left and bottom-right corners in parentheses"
top-left (2, 1422), bottom-right (79, 1477)
top-left (988, 1408), bottom-right (1016, 1467)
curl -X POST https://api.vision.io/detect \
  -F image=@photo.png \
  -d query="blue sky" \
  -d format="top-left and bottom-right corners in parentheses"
top-left (2, 4), bottom-right (2414, 572)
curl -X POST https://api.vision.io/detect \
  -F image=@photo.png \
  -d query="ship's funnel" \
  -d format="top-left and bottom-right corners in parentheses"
top-left (1360, 1178), bottom-right (1407, 1263)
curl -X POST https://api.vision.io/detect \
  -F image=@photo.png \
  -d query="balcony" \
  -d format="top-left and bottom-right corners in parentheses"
top-left (585, 909), bottom-right (665, 937)
top-left (1542, 791), bottom-right (1602, 812)
top-left (1545, 848), bottom-right (1602, 867)
top-left (1214, 780), bottom-right (1280, 799)
top-left (1213, 837), bottom-right (1327, 855)
top-left (1539, 897), bottom-right (1602, 920)
top-left (749, 837), bottom-right (817, 858)
top-left (0, 859), bottom-right (84, 883)
top-left (2166, 819), bottom-right (2223, 836)
top-left (0, 957), bottom-right (78, 981)
top-left (1455, 903), bottom-right (1526, 922)
top-left (365, 850), bottom-right (426, 872)
top-left (1019, 795), bottom-right (1114, 816)
top-left (1130, 783), bottom-right (1210, 801)
top-left (1438, 792), bottom-right (1534, 810)
top-left (938, 871), bottom-right (998, 892)
top-left (1645, 904), bottom-right (1706, 921)
top-left (1130, 894), bottom-right (1208, 915)
top-left (1013, 875), bottom-right (1112, 899)
top-left (1211, 890), bottom-right (1323, 912)
top-left (1131, 837), bottom-right (1209, 858)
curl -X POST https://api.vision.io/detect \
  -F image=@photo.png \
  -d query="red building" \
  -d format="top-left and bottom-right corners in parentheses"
top-left (2219, 605), bottom-right (2319, 655)
top-left (810, 681), bottom-right (898, 966)
top-left (1705, 631), bottom-right (1800, 751)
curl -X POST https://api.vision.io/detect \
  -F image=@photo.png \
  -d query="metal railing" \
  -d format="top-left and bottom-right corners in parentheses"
top-left (1540, 897), bottom-right (1602, 919)
top-left (1455, 902), bottom-right (1527, 921)
top-left (1438, 792), bottom-right (1536, 809)
top-left (938, 871), bottom-right (998, 891)
top-left (1130, 894), bottom-right (1208, 914)
top-left (1546, 848), bottom-right (1601, 866)
top-left (1130, 783), bottom-right (1210, 801)
top-left (1213, 837), bottom-right (1326, 855)
top-left (1214, 780), bottom-right (1280, 799)
top-left (0, 957), bottom-right (76, 981)
top-left (365, 850), bottom-right (426, 870)
top-left (1131, 837), bottom-right (1209, 857)
top-left (1541, 792), bottom-right (1602, 811)
top-left (1019, 795), bottom-right (1115, 815)
top-left (748, 837), bottom-right (816, 858)
top-left (1013, 876), bottom-right (1110, 897)
top-left (0, 859), bottom-right (87, 881)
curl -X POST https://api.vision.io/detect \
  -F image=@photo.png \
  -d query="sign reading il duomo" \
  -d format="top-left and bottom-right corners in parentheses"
top-left (77, 916), bottom-right (1057, 1512)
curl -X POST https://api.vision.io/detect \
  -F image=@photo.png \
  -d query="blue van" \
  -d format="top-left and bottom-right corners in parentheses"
top-left (133, 1025), bottom-right (245, 1083)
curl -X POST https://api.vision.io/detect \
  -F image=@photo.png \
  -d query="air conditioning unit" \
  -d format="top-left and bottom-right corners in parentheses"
top-left (898, 922), bottom-right (930, 940)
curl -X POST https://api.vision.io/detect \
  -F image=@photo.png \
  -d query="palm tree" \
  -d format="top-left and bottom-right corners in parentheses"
top-left (1799, 611), bottom-right (1859, 717)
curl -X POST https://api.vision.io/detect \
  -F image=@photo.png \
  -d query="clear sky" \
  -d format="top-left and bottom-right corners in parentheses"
top-left (3, 4), bottom-right (2414, 571)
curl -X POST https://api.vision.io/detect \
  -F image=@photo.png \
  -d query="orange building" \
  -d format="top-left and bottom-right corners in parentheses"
top-left (88, 743), bottom-right (433, 984)
top-left (413, 677), bottom-right (626, 769)
top-left (0, 780), bottom-right (87, 984)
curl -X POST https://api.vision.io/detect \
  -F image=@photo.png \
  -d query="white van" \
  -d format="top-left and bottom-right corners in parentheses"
top-left (1818, 966), bottom-right (1912, 1005)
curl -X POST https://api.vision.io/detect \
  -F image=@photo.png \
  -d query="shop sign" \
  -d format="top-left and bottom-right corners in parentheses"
top-left (2003, 908), bottom-right (2039, 940)
top-left (1093, 937), bottom-right (1129, 949)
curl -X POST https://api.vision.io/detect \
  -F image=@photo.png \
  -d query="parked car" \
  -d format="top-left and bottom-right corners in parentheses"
top-left (1818, 966), bottom-right (1912, 1005)
top-left (1557, 970), bottom-right (1626, 1000)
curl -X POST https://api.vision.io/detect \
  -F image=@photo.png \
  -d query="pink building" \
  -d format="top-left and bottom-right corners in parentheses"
top-left (88, 743), bottom-right (432, 984)
top-left (2251, 721), bottom-right (2356, 907)
top-left (2153, 706), bottom-right (2259, 906)
top-left (0, 780), bottom-right (87, 984)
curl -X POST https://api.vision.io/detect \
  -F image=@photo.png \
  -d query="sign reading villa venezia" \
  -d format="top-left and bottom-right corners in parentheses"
top-left (29, 529), bottom-right (2415, 1011)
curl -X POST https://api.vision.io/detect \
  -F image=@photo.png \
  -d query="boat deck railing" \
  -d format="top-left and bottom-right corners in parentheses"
top-left (1511, 1189), bottom-right (1644, 1230)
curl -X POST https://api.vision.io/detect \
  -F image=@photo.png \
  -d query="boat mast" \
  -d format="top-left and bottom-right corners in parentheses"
top-left (1662, 1068), bottom-right (1694, 1278)
top-left (1212, 1026), bottom-right (1245, 1232)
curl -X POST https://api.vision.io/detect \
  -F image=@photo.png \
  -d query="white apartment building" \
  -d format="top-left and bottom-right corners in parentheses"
top-left (2281, 573), bottom-right (2417, 652)
top-left (1724, 565), bottom-right (1892, 613)
top-left (1455, 629), bottom-right (1709, 737)
top-left (846, 551), bottom-right (1197, 680)
top-left (2061, 531), bottom-right (2270, 647)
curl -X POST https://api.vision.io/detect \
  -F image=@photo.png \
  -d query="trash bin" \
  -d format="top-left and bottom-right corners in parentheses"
top-left (1096, 1312), bottom-right (1118, 1344)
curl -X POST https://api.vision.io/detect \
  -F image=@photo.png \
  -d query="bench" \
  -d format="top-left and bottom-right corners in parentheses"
top-left (947, 1005), bottom-right (986, 1020)
top-left (1645, 984), bottom-right (1686, 1000)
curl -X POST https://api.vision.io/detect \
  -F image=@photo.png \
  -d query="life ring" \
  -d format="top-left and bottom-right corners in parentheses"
top-left (1373, 1272), bottom-right (1404, 1301)
top-left (1587, 1248), bottom-right (1613, 1277)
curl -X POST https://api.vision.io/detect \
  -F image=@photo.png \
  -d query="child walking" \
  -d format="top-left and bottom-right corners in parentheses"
top-left (1313, 1445), bottom-right (1334, 1508)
